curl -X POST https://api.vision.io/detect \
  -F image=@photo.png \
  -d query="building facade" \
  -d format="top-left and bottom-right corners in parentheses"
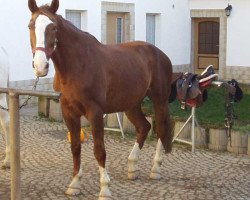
top-left (0, 0), bottom-right (249, 90)
top-left (189, 0), bottom-right (250, 84)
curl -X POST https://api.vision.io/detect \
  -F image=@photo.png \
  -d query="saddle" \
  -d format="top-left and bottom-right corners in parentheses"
top-left (176, 65), bottom-right (218, 109)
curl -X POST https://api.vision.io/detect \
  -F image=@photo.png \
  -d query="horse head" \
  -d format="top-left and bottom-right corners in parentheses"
top-left (28, 0), bottom-right (59, 77)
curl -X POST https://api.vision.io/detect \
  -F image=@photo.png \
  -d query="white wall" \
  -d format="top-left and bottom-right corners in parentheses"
top-left (0, 1), bottom-right (34, 81)
top-left (0, 0), bottom-right (190, 82)
top-left (132, 0), bottom-right (191, 65)
top-left (0, 0), bottom-right (102, 81)
top-left (189, 0), bottom-right (250, 67)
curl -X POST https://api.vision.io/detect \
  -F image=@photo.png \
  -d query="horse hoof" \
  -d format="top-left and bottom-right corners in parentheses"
top-left (149, 172), bottom-right (161, 180)
top-left (128, 171), bottom-right (139, 180)
top-left (65, 188), bottom-right (81, 196)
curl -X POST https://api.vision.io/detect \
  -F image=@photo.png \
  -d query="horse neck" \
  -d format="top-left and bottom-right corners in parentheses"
top-left (51, 17), bottom-right (101, 77)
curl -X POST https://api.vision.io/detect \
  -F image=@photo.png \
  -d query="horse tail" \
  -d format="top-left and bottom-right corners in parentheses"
top-left (168, 72), bottom-right (183, 103)
top-left (152, 57), bottom-right (175, 154)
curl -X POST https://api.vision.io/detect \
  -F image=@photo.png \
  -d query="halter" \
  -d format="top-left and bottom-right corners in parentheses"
top-left (32, 38), bottom-right (58, 59)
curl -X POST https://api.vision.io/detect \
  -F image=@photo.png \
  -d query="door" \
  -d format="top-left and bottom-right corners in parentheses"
top-left (194, 19), bottom-right (220, 70)
top-left (107, 12), bottom-right (125, 44)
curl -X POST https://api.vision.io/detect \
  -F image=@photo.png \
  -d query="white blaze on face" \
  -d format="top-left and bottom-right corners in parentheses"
top-left (33, 15), bottom-right (53, 77)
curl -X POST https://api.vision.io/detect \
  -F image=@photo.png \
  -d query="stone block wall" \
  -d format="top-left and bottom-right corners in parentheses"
top-left (173, 64), bottom-right (191, 73)
top-left (224, 66), bottom-right (250, 84)
top-left (10, 77), bottom-right (54, 106)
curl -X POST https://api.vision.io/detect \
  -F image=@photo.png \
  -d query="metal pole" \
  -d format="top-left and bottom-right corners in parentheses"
top-left (172, 114), bottom-right (192, 142)
top-left (191, 107), bottom-right (195, 153)
top-left (9, 91), bottom-right (21, 200)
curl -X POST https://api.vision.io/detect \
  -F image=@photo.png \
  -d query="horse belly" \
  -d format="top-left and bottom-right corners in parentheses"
top-left (105, 77), bottom-right (149, 113)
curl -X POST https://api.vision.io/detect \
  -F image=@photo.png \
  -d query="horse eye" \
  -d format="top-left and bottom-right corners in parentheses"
top-left (28, 21), bottom-right (35, 29)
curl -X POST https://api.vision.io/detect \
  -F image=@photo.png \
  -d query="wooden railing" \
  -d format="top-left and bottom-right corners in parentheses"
top-left (0, 88), bottom-right (60, 200)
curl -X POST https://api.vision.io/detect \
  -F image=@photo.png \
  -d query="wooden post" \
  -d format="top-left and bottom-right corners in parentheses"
top-left (0, 87), bottom-right (60, 200)
top-left (9, 91), bottom-right (21, 200)
top-left (191, 107), bottom-right (195, 153)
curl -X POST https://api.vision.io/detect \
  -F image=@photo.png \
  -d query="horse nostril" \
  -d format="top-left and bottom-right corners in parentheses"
top-left (32, 61), bottom-right (35, 69)
top-left (45, 63), bottom-right (49, 69)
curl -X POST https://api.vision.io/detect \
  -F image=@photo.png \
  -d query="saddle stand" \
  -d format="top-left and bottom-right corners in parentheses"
top-left (103, 113), bottom-right (125, 138)
top-left (174, 65), bottom-right (219, 152)
top-left (172, 107), bottom-right (203, 153)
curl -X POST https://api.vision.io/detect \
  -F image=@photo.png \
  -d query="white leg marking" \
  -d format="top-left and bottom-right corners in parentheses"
top-left (150, 139), bottom-right (163, 179)
top-left (128, 142), bottom-right (140, 180)
top-left (65, 167), bottom-right (82, 196)
top-left (99, 166), bottom-right (111, 200)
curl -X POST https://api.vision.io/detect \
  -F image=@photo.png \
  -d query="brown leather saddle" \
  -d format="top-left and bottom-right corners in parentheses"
top-left (176, 65), bottom-right (218, 109)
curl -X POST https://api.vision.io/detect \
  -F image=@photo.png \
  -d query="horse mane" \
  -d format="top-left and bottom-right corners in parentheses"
top-left (38, 5), bottom-right (100, 44)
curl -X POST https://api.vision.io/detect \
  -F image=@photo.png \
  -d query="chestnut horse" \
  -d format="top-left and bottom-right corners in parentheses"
top-left (0, 46), bottom-right (10, 169)
top-left (28, 0), bottom-right (173, 199)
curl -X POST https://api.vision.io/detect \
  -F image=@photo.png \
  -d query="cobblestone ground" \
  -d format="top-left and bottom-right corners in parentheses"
top-left (0, 112), bottom-right (250, 200)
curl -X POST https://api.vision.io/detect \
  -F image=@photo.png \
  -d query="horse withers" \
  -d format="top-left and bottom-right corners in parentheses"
top-left (0, 46), bottom-right (10, 169)
top-left (28, 0), bottom-right (173, 199)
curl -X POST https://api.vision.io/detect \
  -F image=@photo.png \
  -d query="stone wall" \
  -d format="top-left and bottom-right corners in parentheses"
top-left (172, 64), bottom-right (191, 73)
top-left (9, 78), bottom-right (54, 106)
top-left (224, 66), bottom-right (250, 84)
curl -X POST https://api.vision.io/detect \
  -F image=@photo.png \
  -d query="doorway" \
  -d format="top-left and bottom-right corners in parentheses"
top-left (193, 18), bottom-right (220, 72)
top-left (107, 12), bottom-right (126, 44)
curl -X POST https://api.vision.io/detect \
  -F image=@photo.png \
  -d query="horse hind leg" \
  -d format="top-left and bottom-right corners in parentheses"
top-left (126, 105), bottom-right (151, 180)
top-left (0, 109), bottom-right (10, 169)
top-left (150, 139), bottom-right (163, 179)
top-left (150, 98), bottom-right (173, 179)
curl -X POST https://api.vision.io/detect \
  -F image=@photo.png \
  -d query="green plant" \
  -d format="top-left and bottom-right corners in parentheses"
top-left (141, 86), bottom-right (250, 132)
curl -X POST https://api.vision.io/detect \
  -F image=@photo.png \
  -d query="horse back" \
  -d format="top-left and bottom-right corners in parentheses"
top-left (101, 41), bottom-right (172, 112)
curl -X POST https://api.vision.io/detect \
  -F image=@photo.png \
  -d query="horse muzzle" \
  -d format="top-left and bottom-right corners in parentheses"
top-left (33, 65), bottom-right (49, 77)
top-left (32, 49), bottom-right (50, 77)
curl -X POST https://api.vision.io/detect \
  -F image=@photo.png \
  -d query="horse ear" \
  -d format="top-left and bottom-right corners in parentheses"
top-left (28, 0), bottom-right (38, 13)
top-left (49, 0), bottom-right (59, 13)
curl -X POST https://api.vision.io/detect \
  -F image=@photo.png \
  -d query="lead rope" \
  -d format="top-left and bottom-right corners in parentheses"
top-left (0, 77), bottom-right (39, 144)
top-left (224, 86), bottom-right (236, 147)
top-left (0, 77), bottom-right (39, 111)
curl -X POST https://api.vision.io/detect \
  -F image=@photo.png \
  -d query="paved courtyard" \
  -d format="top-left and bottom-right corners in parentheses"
top-left (0, 107), bottom-right (250, 200)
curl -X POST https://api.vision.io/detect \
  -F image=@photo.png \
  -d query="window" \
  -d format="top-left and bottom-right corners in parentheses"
top-left (146, 14), bottom-right (156, 45)
top-left (198, 21), bottom-right (219, 54)
top-left (116, 17), bottom-right (123, 44)
top-left (66, 10), bottom-right (82, 30)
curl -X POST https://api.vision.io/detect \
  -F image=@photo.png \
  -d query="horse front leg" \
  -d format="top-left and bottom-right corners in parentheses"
top-left (87, 106), bottom-right (111, 200)
top-left (62, 107), bottom-right (82, 196)
top-left (0, 109), bottom-right (10, 169)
